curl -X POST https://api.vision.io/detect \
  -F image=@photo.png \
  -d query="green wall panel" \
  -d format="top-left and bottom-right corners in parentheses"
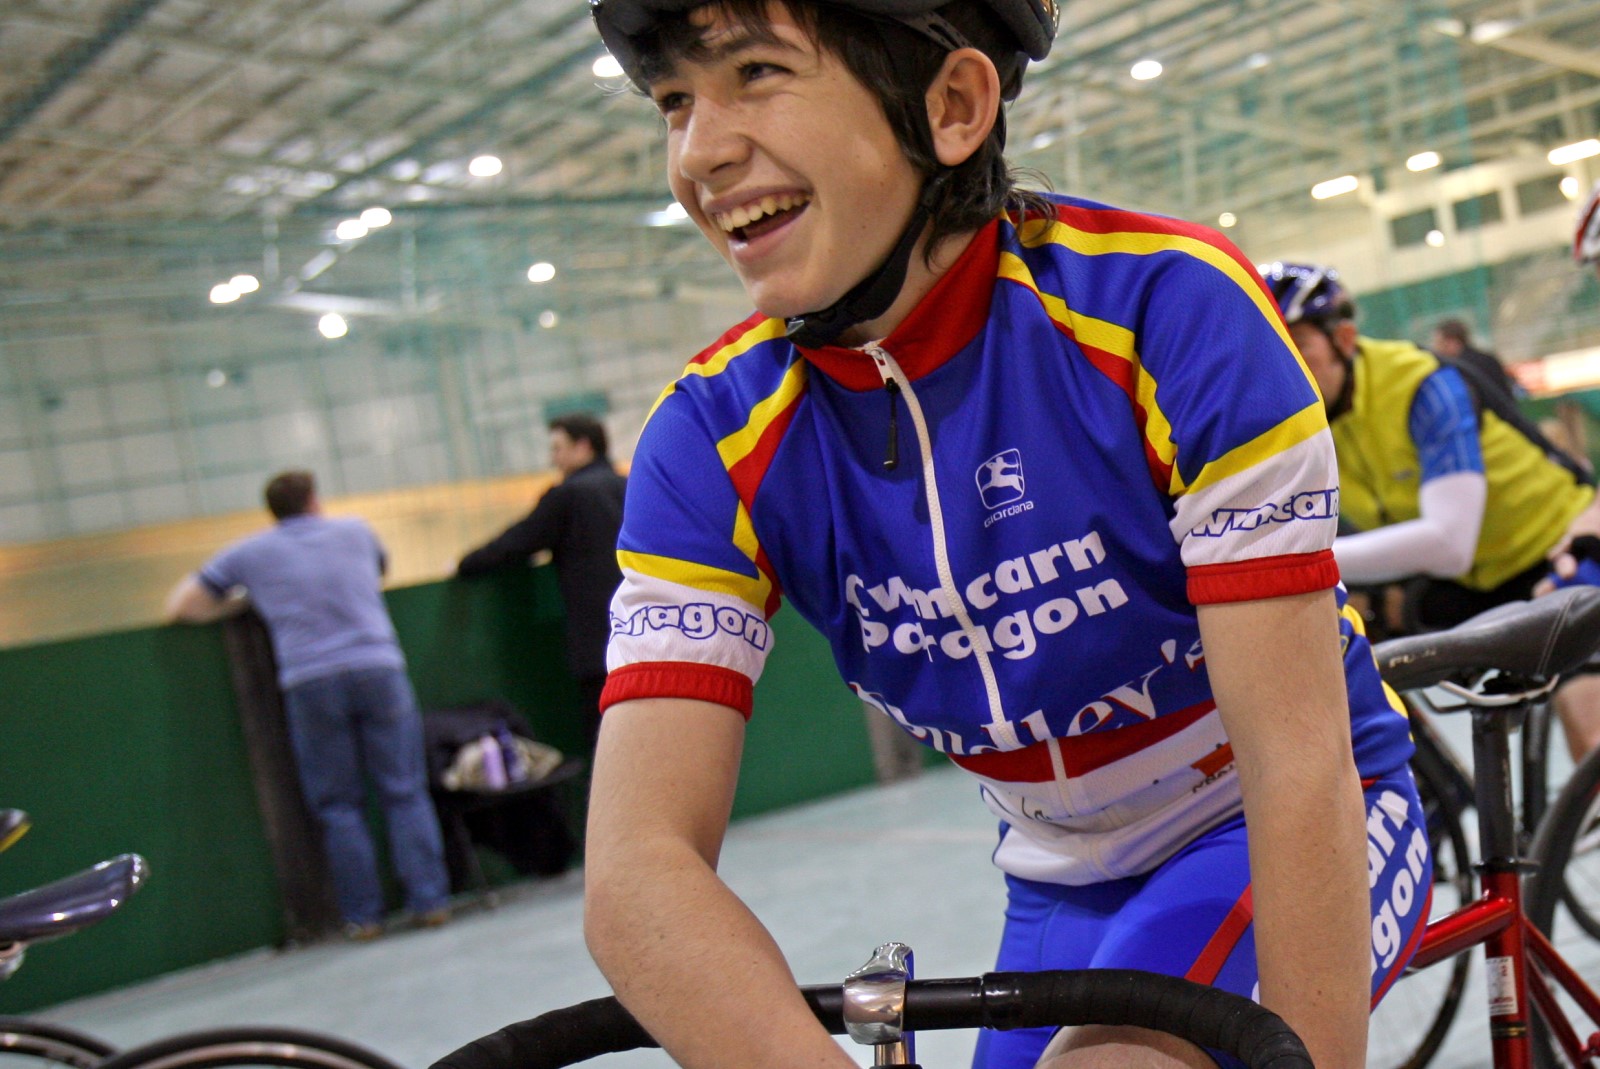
top-left (388, 569), bottom-right (587, 757)
top-left (1, 568), bottom-right (879, 1012)
top-left (735, 609), bottom-right (878, 820)
top-left (0, 625), bottom-right (281, 1013)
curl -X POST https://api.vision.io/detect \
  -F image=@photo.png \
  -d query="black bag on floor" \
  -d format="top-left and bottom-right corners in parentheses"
top-left (423, 701), bottom-right (578, 884)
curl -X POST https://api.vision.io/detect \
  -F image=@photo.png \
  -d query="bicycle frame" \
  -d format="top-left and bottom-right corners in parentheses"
top-left (1403, 693), bottom-right (1600, 1068)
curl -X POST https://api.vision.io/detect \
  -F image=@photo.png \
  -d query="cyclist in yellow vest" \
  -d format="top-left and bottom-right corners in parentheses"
top-left (1263, 261), bottom-right (1600, 759)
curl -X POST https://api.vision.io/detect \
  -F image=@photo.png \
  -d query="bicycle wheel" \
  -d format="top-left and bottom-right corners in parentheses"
top-left (1525, 745), bottom-right (1600, 1068)
top-left (1528, 699), bottom-right (1600, 942)
top-left (92, 1029), bottom-right (403, 1069)
top-left (1366, 753), bottom-right (1474, 1069)
top-left (1527, 743), bottom-right (1600, 940)
top-left (0, 1016), bottom-right (116, 1069)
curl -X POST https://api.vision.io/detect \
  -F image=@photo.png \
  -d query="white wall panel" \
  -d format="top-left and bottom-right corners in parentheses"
top-left (106, 379), bottom-right (172, 428)
top-left (117, 431), bottom-right (185, 480)
top-left (64, 490), bottom-right (128, 533)
top-left (55, 439), bottom-right (118, 490)
top-left (0, 451), bottom-right (38, 500)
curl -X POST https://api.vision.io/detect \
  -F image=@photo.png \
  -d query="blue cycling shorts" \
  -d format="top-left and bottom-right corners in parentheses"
top-left (971, 764), bottom-right (1430, 1069)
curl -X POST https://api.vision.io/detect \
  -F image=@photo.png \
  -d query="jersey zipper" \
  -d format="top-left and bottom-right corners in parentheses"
top-left (865, 343), bottom-right (1021, 751)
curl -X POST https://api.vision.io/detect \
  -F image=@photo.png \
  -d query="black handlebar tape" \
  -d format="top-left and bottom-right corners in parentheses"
top-left (429, 988), bottom-right (847, 1069)
top-left (960, 971), bottom-right (1312, 1069)
top-left (430, 997), bottom-right (652, 1069)
top-left (429, 971), bottom-right (1309, 1069)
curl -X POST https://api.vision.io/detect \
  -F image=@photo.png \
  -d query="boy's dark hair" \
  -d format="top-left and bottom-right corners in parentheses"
top-left (632, 0), bottom-right (1052, 259)
top-left (264, 470), bottom-right (316, 519)
top-left (550, 412), bottom-right (609, 458)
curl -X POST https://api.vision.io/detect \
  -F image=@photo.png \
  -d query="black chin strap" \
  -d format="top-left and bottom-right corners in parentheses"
top-left (785, 174), bottom-right (950, 349)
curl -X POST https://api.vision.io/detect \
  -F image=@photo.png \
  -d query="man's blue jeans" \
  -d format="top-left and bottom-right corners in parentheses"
top-left (283, 665), bottom-right (450, 926)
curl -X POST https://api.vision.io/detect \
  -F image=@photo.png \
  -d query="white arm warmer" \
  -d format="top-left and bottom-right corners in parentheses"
top-left (1333, 471), bottom-right (1488, 584)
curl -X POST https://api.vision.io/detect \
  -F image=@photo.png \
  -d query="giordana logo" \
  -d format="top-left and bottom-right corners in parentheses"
top-left (976, 449), bottom-right (1025, 510)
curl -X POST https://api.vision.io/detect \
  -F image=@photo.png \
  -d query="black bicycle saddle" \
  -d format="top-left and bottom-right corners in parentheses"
top-left (0, 853), bottom-right (148, 945)
top-left (1374, 585), bottom-right (1600, 693)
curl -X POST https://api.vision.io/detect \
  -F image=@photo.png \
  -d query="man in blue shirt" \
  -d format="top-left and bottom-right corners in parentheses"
top-left (166, 470), bottom-right (450, 940)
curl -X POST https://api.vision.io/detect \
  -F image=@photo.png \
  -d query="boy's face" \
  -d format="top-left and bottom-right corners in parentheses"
top-left (648, 2), bottom-right (923, 322)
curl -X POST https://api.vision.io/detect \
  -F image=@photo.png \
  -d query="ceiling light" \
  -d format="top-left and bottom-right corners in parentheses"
top-left (538, 310), bottom-right (559, 329)
top-left (334, 219), bottom-right (369, 241)
top-left (645, 201), bottom-right (691, 226)
top-left (229, 273), bottom-right (260, 294)
top-left (1469, 19), bottom-right (1517, 43)
top-left (1406, 151), bottom-right (1441, 172)
top-left (1425, 229), bottom-right (1446, 247)
top-left (1030, 131), bottom-right (1058, 151)
top-left (1549, 139), bottom-right (1600, 166)
top-left (1562, 176), bottom-right (1583, 199)
top-left (1130, 59), bottom-right (1163, 81)
top-left (205, 369), bottom-right (228, 389)
top-left (1218, 212), bottom-right (1237, 228)
top-left (468, 154), bottom-right (503, 178)
top-left (593, 54), bottom-right (624, 79)
top-left (209, 282), bottom-right (240, 304)
top-left (318, 313), bottom-right (348, 339)
top-left (1311, 174), bottom-right (1359, 200)
top-left (1243, 52), bottom-right (1271, 70)
top-left (527, 261), bottom-right (557, 284)
top-left (359, 207), bottom-right (392, 228)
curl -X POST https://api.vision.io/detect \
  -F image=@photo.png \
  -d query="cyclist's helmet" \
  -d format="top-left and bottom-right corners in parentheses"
top-left (1259, 262), bottom-right (1356, 329)
top-left (1575, 180), bottom-right (1600, 267)
top-left (590, 0), bottom-right (1059, 90)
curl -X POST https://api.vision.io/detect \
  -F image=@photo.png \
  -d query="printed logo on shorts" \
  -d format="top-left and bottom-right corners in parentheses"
top-left (976, 450), bottom-right (1026, 510)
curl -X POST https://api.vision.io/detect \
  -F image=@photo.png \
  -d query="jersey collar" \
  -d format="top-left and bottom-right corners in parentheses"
top-left (795, 216), bottom-right (1001, 391)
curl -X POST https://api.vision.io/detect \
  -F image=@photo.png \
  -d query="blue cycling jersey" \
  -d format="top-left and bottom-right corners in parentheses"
top-left (604, 195), bottom-right (1415, 885)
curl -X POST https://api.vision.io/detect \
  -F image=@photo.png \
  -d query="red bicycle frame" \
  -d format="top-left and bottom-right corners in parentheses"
top-left (1402, 696), bottom-right (1600, 1069)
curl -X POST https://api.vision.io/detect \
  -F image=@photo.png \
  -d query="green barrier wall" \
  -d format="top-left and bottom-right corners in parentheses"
top-left (0, 567), bottom-right (877, 1013)
top-left (0, 624), bottom-right (281, 1013)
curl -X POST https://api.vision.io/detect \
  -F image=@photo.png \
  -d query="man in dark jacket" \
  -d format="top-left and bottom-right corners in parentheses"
top-left (1430, 318), bottom-right (1521, 402)
top-left (457, 413), bottom-right (626, 752)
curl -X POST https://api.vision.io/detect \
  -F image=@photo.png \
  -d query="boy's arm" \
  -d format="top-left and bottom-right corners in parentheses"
top-left (1199, 590), bottom-right (1370, 1069)
top-left (584, 697), bottom-right (857, 1069)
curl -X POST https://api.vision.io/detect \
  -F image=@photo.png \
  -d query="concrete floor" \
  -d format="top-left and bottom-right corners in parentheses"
top-left (27, 732), bottom-right (1600, 1069)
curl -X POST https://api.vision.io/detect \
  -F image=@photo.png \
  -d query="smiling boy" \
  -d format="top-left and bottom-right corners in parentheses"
top-left (580, 3), bottom-right (1427, 1068)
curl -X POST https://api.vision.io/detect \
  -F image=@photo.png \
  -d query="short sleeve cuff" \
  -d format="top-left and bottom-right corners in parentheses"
top-left (600, 661), bottom-right (755, 719)
top-left (1186, 549), bottom-right (1340, 605)
top-left (195, 569), bottom-right (231, 599)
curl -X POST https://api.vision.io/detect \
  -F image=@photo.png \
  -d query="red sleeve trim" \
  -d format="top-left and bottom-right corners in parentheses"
top-left (1186, 549), bottom-right (1340, 605)
top-left (600, 662), bottom-right (755, 720)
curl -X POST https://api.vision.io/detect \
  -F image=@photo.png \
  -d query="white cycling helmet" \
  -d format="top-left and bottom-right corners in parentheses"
top-left (1576, 179), bottom-right (1600, 266)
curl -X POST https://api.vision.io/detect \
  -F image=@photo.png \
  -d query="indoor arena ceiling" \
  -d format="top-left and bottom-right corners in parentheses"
top-left (1, 0), bottom-right (1597, 326)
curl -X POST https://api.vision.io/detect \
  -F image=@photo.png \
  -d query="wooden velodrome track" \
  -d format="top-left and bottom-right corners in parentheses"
top-left (0, 472), bottom-right (564, 650)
